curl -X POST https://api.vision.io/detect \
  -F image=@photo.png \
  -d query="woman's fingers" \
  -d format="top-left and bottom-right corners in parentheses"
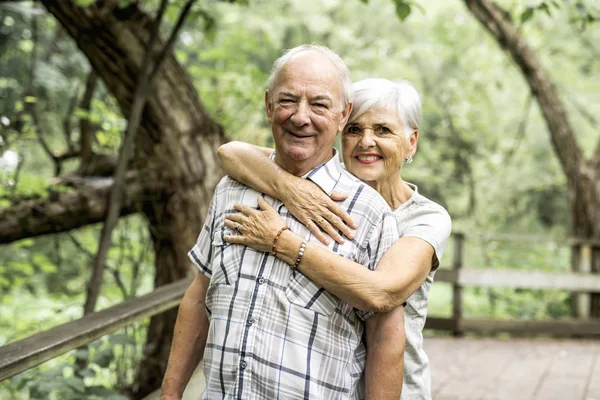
top-left (224, 218), bottom-right (243, 232)
top-left (329, 202), bottom-right (358, 231)
top-left (306, 221), bottom-right (330, 246)
top-left (223, 234), bottom-right (247, 245)
top-left (257, 196), bottom-right (277, 213)
top-left (322, 211), bottom-right (354, 241)
top-left (233, 203), bottom-right (257, 216)
top-left (329, 190), bottom-right (348, 202)
top-left (225, 213), bottom-right (247, 225)
top-left (316, 218), bottom-right (344, 245)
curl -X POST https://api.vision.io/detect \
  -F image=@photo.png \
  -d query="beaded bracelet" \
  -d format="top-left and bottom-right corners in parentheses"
top-left (271, 226), bottom-right (290, 256)
top-left (293, 239), bottom-right (307, 270)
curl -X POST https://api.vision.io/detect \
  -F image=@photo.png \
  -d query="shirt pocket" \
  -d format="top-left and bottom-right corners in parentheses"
top-left (285, 270), bottom-right (339, 317)
top-left (210, 227), bottom-right (243, 286)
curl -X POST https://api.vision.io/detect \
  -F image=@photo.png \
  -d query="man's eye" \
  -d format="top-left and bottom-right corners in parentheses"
top-left (280, 99), bottom-right (294, 104)
top-left (314, 103), bottom-right (328, 109)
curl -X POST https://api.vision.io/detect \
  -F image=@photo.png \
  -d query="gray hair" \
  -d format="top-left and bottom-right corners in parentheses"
top-left (349, 78), bottom-right (422, 137)
top-left (266, 44), bottom-right (353, 109)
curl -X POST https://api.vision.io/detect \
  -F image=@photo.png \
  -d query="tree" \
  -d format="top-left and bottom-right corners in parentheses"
top-left (1, 1), bottom-right (226, 396)
top-left (462, 0), bottom-right (600, 315)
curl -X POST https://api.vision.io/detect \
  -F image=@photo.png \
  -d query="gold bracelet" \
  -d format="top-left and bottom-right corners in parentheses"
top-left (271, 226), bottom-right (290, 256)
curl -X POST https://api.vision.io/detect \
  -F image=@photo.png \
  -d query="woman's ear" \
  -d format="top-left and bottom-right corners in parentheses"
top-left (408, 129), bottom-right (419, 156)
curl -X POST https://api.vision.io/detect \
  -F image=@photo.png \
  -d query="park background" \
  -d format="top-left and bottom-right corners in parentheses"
top-left (0, 0), bottom-right (599, 399)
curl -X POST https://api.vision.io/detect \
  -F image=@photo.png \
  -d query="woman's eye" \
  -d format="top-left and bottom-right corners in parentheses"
top-left (346, 126), bottom-right (361, 134)
top-left (377, 126), bottom-right (391, 134)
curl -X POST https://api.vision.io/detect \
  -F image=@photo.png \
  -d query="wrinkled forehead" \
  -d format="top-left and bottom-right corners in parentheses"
top-left (271, 54), bottom-right (345, 102)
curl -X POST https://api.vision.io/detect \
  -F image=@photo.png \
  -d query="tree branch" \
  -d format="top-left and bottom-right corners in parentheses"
top-left (62, 84), bottom-right (80, 152)
top-left (78, 70), bottom-right (98, 175)
top-left (84, 0), bottom-right (195, 315)
top-left (463, 0), bottom-right (583, 185)
top-left (0, 177), bottom-right (144, 245)
top-left (8, 154), bottom-right (24, 204)
top-left (504, 94), bottom-right (533, 165)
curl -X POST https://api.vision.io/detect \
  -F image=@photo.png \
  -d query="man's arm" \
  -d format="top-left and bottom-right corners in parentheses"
top-left (364, 306), bottom-right (406, 399)
top-left (160, 273), bottom-right (211, 400)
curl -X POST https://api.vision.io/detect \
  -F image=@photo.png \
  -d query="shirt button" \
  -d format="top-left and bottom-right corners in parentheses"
top-left (247, 317), bottom-right (255, 326)
top-left (240, 360), bottom-right (247, 370)
top-left (258, 277), bottom-right (265, 284)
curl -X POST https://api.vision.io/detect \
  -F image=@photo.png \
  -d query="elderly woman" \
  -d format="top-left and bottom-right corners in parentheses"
top-left (218, 78), bottom-right (451, 400)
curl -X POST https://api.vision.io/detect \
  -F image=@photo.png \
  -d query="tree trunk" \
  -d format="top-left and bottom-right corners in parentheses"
top-left (41, 1), bottom-right (227, 395)
top-left (463, 0), bottom-right (600, 316)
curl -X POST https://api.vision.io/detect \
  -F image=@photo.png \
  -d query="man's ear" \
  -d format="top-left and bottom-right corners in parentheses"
top-left (338, 102), bottom-right (353, 132)
top-left (265, 90), bottom-right (273, 124)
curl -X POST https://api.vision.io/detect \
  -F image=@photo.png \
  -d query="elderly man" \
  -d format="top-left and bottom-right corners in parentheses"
top-left (160, 45), bottom-right (405, 400)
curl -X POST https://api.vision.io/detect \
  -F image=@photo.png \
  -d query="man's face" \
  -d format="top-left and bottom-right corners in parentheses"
top-left (265, 53), bottom-right (351, 176)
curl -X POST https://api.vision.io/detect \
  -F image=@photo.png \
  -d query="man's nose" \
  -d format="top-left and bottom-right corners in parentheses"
top-left (358, 130), bottom-right (376, 148)
top-left (290, 101), bottom-right (310, 127)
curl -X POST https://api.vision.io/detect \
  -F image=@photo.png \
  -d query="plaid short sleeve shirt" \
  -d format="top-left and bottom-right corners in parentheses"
top-left (189, 151), bottom-right (399, 400)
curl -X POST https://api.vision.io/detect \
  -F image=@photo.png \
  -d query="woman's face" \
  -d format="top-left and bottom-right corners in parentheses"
top-left (341, 106), bottom-right (417, 184)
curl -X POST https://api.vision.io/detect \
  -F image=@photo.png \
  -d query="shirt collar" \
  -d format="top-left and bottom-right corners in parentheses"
top-left (270, 149), bottom-right (344, 196)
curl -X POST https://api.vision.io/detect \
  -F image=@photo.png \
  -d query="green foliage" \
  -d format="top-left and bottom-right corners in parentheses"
top-left (519, 0), bottom-right (599, 29)
top-left (0, 0), bottom-right (599, 395)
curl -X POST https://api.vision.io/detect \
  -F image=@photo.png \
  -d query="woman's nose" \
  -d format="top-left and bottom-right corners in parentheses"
top-left (358, 130), bottom-right (376, 148)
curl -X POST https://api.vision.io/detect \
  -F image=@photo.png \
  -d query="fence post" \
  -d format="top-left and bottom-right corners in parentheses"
top-left (574, 244), bottom-right (592, 320)
top-left (452, 233), bottom-right (465, 337)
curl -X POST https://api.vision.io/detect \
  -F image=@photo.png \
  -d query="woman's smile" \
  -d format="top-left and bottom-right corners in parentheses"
top-left (355, 153), bottom-right (383, 164)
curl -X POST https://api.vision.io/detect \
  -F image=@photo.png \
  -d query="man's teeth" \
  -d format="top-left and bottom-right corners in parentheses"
top-left (357, 155), bottom-right (380, 161)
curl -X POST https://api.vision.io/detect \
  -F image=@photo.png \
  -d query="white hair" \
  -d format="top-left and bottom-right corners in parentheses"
top-left (349, 78), bottom-right (422, 137)
top-left (266, 44), bottom-right (353, 109)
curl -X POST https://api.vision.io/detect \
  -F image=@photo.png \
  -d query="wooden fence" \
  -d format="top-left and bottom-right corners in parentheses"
top-left (1, 232), bottom-right (599, 382)
top-left (425, 233), bottom-right (600, 336)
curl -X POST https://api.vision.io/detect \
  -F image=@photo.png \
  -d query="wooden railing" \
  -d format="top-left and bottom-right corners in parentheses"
top-left (424, 233), bottom-right (600, 336)
top-left (1, 232), bottom-right (599, 383)
top-left (0, 278), bottom-right (191, 381)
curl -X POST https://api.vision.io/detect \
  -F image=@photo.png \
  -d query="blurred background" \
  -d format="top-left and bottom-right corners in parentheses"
top-left (0, 0), bottom-right (599, 399)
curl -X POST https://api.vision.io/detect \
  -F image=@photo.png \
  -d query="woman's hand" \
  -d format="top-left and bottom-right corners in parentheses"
top-left (280, 178), bottom-right (358, 245)
top-left (223, 197), bottom-right (287, 253)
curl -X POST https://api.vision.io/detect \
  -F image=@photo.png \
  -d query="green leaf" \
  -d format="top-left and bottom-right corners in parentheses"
top-left (394, 1), bottom-right (412, 21)
top-left (74, 348), bottom-right (89, 361)
top-left (78, 367), bottom-right (96, 378)
top-left (520, 7), bottom-right (535, 23)
top-left (75, 0), bottom-right (97, 6)
top-left (86, 386), bottom-right (115, 397)
top-left (91, 347), bottom-right (114, 368)
top-left (539, 3), bottom-right (552, 16)
top-left (16, 239), bottom-right (34, 248)
top-left (64, 377), bottom-right (85, 393)
top-left (24, 96), bottom-right (37, 103)
top-left (108, 333), bottom-right (135, 346)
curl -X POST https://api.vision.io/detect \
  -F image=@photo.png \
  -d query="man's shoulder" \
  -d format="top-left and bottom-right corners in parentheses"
top-left (338, 170), bottom-right (390, 212)
top-left (214, 175), bottom-right (251, 195)
top-left (211, 176), bottom-right (258, 213)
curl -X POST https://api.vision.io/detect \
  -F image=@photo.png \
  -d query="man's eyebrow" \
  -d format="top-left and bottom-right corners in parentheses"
top-left (278, 91), bottom-right (297, 98)
top-left (312, 95), bottom-right (333, 102)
